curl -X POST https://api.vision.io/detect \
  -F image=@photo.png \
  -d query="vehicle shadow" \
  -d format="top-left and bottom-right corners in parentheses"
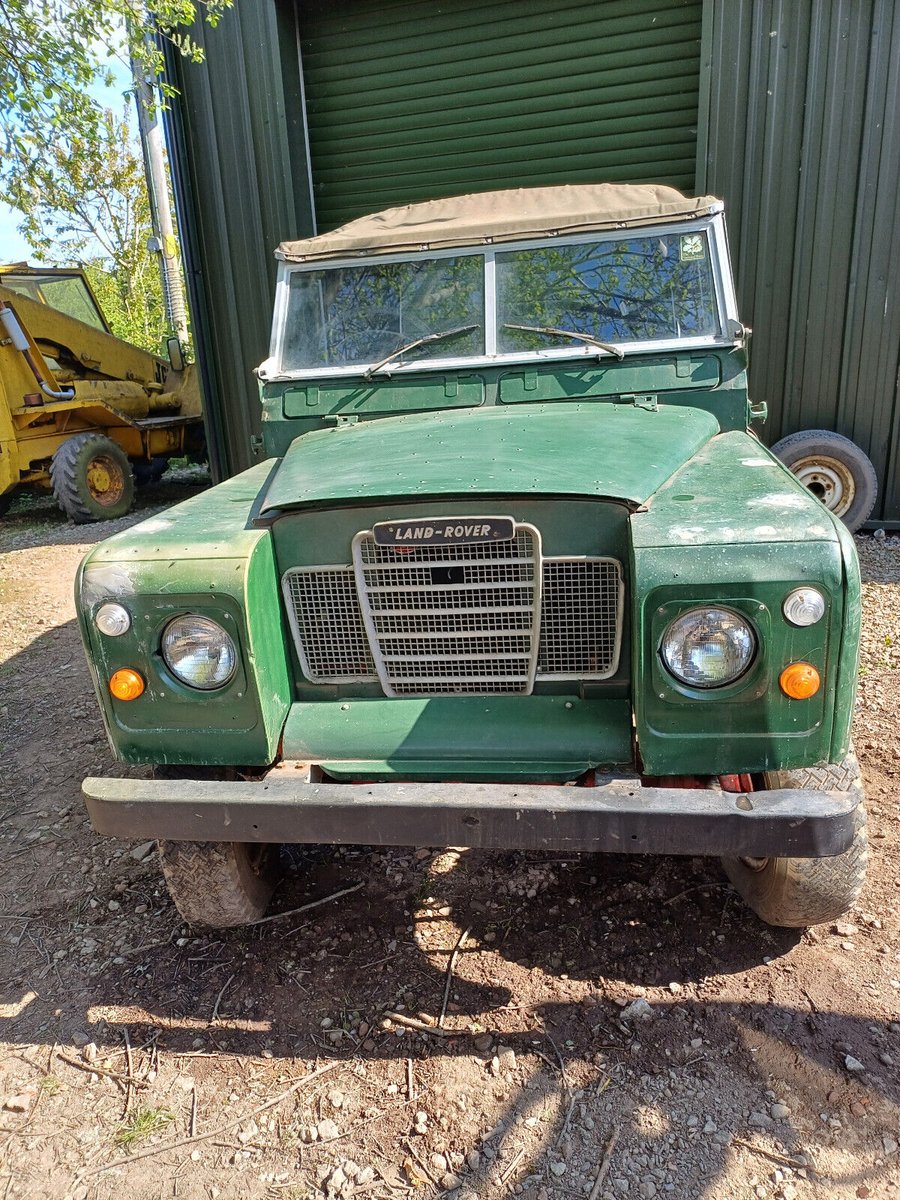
top-left (1, 821), bottom-right (897, 1197)
top-left (0, 579), bottom-right (896, 1196)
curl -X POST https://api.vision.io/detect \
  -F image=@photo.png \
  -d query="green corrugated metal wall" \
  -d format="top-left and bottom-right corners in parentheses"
top-left (166, 0), bottom-right (899, 521)
top-left (700, 0), bottom-right (900, 521)
top-left (299, 0), bottom-right (702, 230)
top-left (164, 0), bottom-right (315, 478)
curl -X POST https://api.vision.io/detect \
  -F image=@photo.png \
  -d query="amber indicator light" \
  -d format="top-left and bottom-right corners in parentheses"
top-left (109, 668), bottom-right (145, 701)
top-left (779, 662), bottom-right (820, 699)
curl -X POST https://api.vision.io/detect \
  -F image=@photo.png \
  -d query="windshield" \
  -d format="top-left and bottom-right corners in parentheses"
top-left (0, 272), bottom-right (108, 331)
top-left (497, 233), bottom-right (719, 350)
top-left (281, 254), bottom-right (484, 371)
top-left (276, 223), bottom-right (725, 376)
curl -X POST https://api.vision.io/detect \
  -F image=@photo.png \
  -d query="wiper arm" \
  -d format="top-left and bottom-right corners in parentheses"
top-left (503, 323), bottom-right (625, 360)
top-left (364, 324), bottom-right (478, 378)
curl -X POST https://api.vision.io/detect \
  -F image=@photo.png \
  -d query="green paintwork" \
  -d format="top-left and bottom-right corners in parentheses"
top-left (281, 696), bottom-right (633, 782)
top-left (300, 0), bottom-right (703, 230)
top-left (260, 350), bottom-right (751, 458)
top-left (282, 374), bottom-right (485, 418)
top-left (76, 461), bottom-right (292, 766)
top-left (628, 432), bottom-right (859, 774)
top-left (261, 402), bottom-right (720, 513)
top-left (497, 354), bottom-right (720, 403)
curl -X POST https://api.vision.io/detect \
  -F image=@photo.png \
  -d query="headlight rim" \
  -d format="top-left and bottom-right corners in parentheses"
top-left (659, 604), bottom-right (758, 691)
top-left (160, 612), bottom-right (238, 692)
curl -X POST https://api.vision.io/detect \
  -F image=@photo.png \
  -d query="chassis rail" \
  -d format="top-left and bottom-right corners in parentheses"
top-left (82, 774), bottom-right (858, 858)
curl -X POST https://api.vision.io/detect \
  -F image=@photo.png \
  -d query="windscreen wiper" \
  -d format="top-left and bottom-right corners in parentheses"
top-left (364, 324), bottom-right (478, 378)
top-left (503, 323), bottom-right (625, 360)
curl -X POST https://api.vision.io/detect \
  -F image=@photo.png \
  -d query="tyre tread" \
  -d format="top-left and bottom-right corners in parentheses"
top-left (50, 432), bottom-right (134, 523)
top-left (722, 749), bottom-right (868, 928)
top-left (159, 840), bottom-right (278, 927)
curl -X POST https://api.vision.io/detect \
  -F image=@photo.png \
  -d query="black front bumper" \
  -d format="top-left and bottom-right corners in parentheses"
top-left (82, 773), bottom-right (858, 859)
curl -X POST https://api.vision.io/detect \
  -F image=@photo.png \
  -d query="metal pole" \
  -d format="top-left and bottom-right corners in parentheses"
top-left (130, 53), bottom-right (190, 348)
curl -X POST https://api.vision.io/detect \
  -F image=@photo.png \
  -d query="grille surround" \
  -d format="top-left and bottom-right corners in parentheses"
top-left (353, 524), bottom-right (542, 697)
top-left (282, 522), bottom-right (624, 695)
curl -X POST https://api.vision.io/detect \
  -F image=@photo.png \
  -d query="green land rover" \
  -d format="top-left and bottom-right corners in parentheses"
top-left (77, 183), bottom-right (867, 929)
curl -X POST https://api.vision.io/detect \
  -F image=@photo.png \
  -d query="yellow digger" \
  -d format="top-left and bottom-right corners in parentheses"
top-left (0, 263), bottom-right (204, 522)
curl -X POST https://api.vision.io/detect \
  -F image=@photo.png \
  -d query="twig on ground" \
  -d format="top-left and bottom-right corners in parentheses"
top-left (544, 1034), bottom-right (571, 1090)
top-left (587, 1125), bottom-right (621, 1200)
top-left (56, 1053), bottom-right (146, 1090)
top-left (77, 1060), bottom-right (341, 1177)
top-left (664, 882), bottom-right (729, 906)
top-left (122, 1028), bottom-right (134, 1118)
top-left (438, 926), bottom-right (470, 1028)
top-left (557, 1094), bottom-right (578, 1145)
top-left (248, 883), bottom-right (364, 926)
top-left (383, 1011), bottom-right (455, 1037)
top-left (210, 972), bottom-right (236, 1023)
top-left (732, 1137), bottom-right (810, 1171)
top-left (190, 1086), bottom-right (198, 1138)
top-left (498, 1147), bottom-right (524, 1186)
top-left (406, 1058), bottom-right (415, 1101)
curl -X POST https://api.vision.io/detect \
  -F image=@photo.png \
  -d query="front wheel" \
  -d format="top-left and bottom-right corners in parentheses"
top-left (50, 432), bottom-right (134, 523)
top-left (721, 752), bottom-right (868, 927)
top-left (159, 840), bottom-right (280, 927)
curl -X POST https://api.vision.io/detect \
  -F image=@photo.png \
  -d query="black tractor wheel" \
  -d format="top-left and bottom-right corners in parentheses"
top-left (769, 429), bottom-right (877, 532)
top-left (721, 751), bottom-right (868, 927)
top-left (158, 839), bottom-right (280, 927)
top-left (50, 432), bottom-right (134, 523)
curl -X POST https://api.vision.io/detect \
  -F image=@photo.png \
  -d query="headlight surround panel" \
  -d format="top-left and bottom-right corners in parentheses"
top-left (80, 588), bottom-right (253, 733)
top-left (650, 595), bottom-right (772, 704)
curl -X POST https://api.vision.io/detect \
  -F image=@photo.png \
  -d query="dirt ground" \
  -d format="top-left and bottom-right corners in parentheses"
top-left (0, 480), bottom-right (898, 1200)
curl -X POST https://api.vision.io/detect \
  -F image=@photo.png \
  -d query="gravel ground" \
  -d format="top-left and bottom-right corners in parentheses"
top-left (0, 485), bottom-right (898, 1200)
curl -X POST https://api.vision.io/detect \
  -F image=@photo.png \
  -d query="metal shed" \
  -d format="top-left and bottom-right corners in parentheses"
top-left (164, 0), bottom-right (900, 522)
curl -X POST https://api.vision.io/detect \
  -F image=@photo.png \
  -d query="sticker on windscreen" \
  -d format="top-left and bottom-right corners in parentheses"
top-left (680, 234), bottom-right (705, 262)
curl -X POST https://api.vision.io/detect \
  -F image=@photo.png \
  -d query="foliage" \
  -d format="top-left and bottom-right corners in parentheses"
top-left (113, 1105), bottom-right (174, 1148)
top-left (6, 104), bottom-right (167, 350)
top-left (0, 0), bottom-right (230, 351)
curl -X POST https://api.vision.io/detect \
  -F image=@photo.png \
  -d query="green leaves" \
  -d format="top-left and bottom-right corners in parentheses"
top-left (1, 0), bottom-right (224, 351)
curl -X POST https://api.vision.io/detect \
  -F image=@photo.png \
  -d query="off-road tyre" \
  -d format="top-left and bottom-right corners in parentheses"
top-left (770, 429), bottom-right (877, 532)
top-left (159, 840), bottom-right (280, 927)
top-left (721, 751), bottom-right (868, 928)
top-left (50, 432), bottom-right (134, 523)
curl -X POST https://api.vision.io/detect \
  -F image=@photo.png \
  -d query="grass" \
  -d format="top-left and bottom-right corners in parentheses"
top-left (113, 1105), bottom-right (175, 1149)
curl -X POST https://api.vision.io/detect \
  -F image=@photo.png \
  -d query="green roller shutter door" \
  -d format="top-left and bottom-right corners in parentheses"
top-left (299, 0), bottom-right (704, 232)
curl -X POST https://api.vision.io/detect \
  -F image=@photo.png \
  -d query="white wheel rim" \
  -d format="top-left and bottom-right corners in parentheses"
top-left (790, 455), bottom-right (856, 517)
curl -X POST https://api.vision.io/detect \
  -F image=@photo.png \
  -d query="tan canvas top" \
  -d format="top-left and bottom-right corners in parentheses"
top-left (277, 183), bottom-right (722, 263)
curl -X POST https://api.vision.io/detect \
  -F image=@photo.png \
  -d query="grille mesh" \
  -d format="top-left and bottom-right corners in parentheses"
top-left (538, 559), bottom-right (621, 678)
top-left (355, 528), bottom-right (538, 695)
top-left (282, 567), bottom-right (377, 682)
top-left (282, 527), bottom-right (623, 693)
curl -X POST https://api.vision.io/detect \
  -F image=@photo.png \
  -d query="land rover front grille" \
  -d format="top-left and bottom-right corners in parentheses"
top-left (282, 523), bottom-right (622, 695)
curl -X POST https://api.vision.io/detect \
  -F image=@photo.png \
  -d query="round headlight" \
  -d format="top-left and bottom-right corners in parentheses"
top-left (660, 607), bottom-right (756, 689)
top-left (95, 602), bottom-right (131, 637)
top-left (783, 587), bottom-right (825, 627)
top-left (161, 615), bottom-right (236, 690)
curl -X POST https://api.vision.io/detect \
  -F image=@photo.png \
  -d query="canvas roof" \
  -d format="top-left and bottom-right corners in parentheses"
top-left (277, 183), bottom-right (722, 263)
